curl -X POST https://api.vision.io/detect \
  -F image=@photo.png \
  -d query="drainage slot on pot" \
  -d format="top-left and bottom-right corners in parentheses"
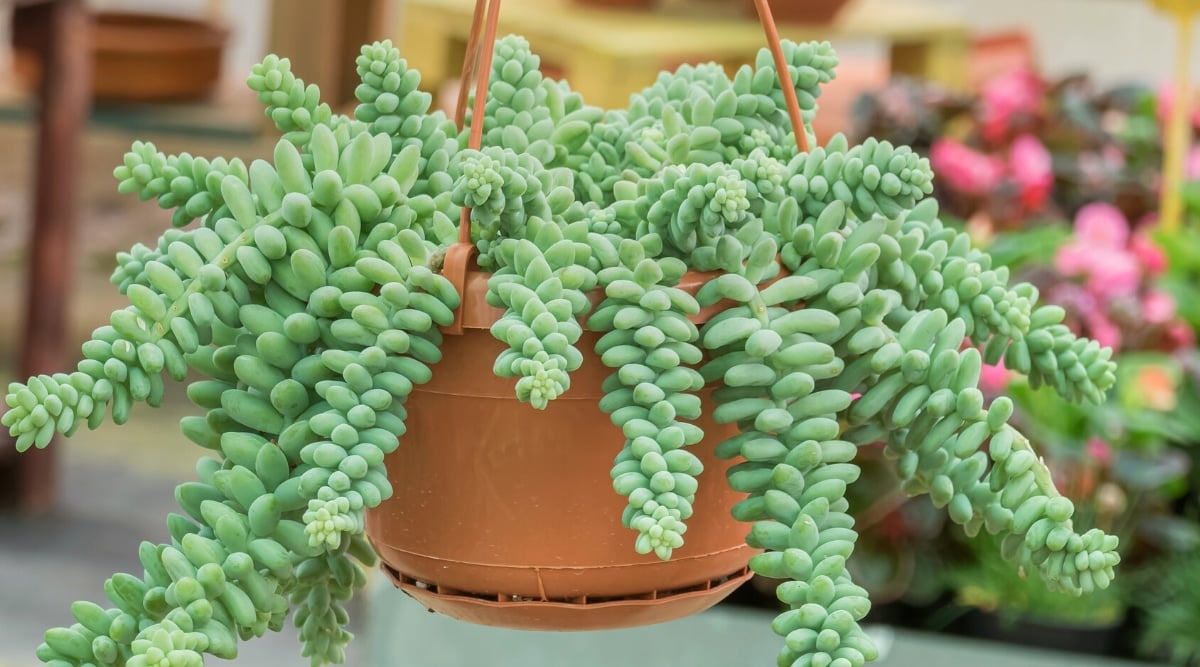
top-left (382, 563), bottom-right (752, 606)
top-left (380, 562), bottom-right (756, 630)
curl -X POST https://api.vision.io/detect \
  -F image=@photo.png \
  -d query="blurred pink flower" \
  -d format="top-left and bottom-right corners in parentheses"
top-left (980, 67), bottom-right (1043, 143)
top-left (1054, 244), bottom-right (1094, 276)
top-left (930, 139), bottom-right (1005, 196)
top-left (1164, 321), bottom-right (1196, 350)
top-left (1102, 144), bottom-right (1126, 166)
top-left (1009, 134), bottom-right (1054, 211)
top-left (1188, 145), bottom-right (1200, 179)
top-left (1155, 82), bottom-right (1200, 131)
top-left (1046, 194), bottom-right (1186, 354)
top-left (1086, 438), bottom-right (1113, 466)
top-left (1129, 233), bottom-right (1167, 275)
top-left (1055, 203), bottom-right (1143, 298)
top-left (1142, 290), bottom-right (1177, 324)
top-left (978, 359), bottom-right (1011, 394)
top-left (1074, 202), bottom-right (1129, 248)
top-left (1086, 311), bottom-right (1123, 349)
top-left (1085, 248), bottom-right (1142, 298)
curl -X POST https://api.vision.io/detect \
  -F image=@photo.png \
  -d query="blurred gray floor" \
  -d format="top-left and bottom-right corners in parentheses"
top-left (365, 583), bottom-right (1152, 667)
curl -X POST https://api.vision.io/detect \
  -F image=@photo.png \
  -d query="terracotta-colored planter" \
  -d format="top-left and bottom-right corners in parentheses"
top-left (364, 267), bottom-right (757, 631)
top-left (741, 0), bottom-right (853, 23)
top-left (11, 11), bottom-right (227, 103)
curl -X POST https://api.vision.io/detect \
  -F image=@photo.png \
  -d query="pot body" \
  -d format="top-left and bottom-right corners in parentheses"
top-left (365, 272), bottom-right (757, 630)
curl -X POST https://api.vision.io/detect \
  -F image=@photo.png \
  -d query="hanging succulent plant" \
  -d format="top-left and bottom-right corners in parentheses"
top-left (4, 31), bottom-right (1119, 667)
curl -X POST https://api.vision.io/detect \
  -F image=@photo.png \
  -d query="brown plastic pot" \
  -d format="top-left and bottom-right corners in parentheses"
top-left (364, 265), bottom-right (758, 631)
top-left (11, 11), bottom-right (227, 103)
top-left (741, 0), bottom-right (853, 24)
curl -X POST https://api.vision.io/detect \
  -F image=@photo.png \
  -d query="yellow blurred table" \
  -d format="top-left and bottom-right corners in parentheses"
top-left (399, 0), bottom-right (970, 110)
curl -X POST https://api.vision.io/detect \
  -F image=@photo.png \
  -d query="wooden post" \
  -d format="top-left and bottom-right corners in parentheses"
top-left (0, 0), bottom-right (92, 513)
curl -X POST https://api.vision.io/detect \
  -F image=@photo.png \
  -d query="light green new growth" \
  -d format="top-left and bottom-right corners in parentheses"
top-left (4, 34), bottom-right (1119, 667)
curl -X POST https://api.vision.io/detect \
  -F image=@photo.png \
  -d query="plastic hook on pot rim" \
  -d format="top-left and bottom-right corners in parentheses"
top-left (441, 0), bottom-right (502, 335)
top-left (439, 0), bottom-right (809, 334)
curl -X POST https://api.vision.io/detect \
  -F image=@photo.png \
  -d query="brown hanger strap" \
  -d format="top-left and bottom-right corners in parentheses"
top-left (454, 0), bottom-right (490, 130)
top-left (753, 0), bottom-right (810, 153)
top-left (456, 0), bottom-right (503, 246)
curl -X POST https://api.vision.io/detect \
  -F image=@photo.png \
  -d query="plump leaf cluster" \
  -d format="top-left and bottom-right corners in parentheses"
top-left (4, 34), bottom-right (1120, 667)
top-left (590, 243), bottom-right (708, 559)
top-left (6, 41), bottom-right (462, 667)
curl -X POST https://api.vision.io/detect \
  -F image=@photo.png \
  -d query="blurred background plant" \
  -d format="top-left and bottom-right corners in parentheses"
top-left (851, 66), bottom-right (1173, 231)
top-left (841, 58), bottom-right (1200, 663)
top-left (1128, 537), bottom-right (1200, 666)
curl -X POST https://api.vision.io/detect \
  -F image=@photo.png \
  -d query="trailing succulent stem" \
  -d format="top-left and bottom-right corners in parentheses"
top-left (591, 241), bottom-right (708, 559)
top-left (7, 41), bottom-right (462, 667)
top-left (4, 34), bottom-right (1120, 667)
top-left (486, 231), bottom-right (597, 409)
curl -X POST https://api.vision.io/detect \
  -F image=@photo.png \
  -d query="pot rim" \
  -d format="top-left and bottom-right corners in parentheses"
top-left (446, 257), bottom-right (767, 332)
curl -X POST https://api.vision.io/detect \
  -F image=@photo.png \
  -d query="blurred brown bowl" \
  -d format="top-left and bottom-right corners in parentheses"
top-left (11, 10), bottom-right (228, 104)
